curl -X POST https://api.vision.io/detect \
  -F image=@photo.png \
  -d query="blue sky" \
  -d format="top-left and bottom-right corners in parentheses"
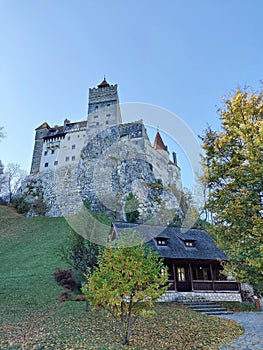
top-left (0, 0), bottom-right (263, 189)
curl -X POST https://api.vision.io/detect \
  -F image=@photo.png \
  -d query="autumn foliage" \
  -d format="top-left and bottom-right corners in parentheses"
top-left (201, 86), bottom-right (263, 288)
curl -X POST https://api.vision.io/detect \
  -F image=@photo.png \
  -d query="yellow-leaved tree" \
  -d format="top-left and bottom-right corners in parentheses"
top-left (82, 230), bottom-right (168, 345)
top-left (201, 86), bottom-right (263, 292)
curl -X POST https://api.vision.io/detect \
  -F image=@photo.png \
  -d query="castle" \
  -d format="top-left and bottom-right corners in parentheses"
top-left (25, 78), bottom-right (183, 222)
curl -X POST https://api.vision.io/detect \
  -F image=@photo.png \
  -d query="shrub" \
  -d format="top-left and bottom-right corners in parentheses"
top-left (11, 195), bottom-right (31, 214)
top-left (53, 267), bottom-right (80, 291)
top-left (32, 196), bottom-right (47, 216)
top-left (58, 290), bottom-right (72, 302)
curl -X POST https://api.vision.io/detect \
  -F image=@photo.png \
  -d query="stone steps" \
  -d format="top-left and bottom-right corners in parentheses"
top-left (181, 301), bottom-right (233, 315)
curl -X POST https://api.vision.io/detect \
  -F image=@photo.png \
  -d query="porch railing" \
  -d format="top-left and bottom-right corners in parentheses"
top-left (193, 280), bottom-right (240, 292)
top-left (167, 280), bottom-right (240, 292)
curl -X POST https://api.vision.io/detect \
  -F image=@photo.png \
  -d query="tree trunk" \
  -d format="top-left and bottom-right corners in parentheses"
top-left (121, 296), bottom-right (132, 345)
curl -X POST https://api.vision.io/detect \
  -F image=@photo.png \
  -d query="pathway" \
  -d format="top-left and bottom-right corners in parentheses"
top-left (216, 312), bottom-right (263, 349)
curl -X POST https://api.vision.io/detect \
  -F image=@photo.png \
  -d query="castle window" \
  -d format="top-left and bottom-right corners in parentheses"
top-left (96, 122), bottom-right (99, 126)
top-left (67, 136), bottom-right (70, 141)
top-left (106, 120), bottom-right (109, 125)
top-left (65, 156), bottom-right (69, 162)
top-left (44, 151), bottom-right (48, 156)
top-left (44, 162), bottom-right (48, 167)
top-left (54, 161), bottom-right (58, 166)
top-left (94, 115), bottom-right (98, 119)
top-left (106, 114), bottom-right (111, 117)
top-left (72, 144), bottom-right (76, 150)
top-left (107, 103), bottom-right (110, 107)
top-left (95, 106), bottom-right (98, 109)
top-left (72, 156), bottom-right (76, 161)
top-left (51, 150), bottom-right (55, 154)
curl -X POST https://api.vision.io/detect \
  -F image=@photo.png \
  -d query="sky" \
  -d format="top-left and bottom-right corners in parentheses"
top-left (0, 0), bottom-right (263, 190)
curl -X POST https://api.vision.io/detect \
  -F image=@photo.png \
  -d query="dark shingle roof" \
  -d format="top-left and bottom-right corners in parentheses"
top-left (111, 222), bottom-right (227, 261)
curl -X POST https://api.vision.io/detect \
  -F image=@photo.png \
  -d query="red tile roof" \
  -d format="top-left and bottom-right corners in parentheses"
top-left (153, 131), bottom-right (167, 151)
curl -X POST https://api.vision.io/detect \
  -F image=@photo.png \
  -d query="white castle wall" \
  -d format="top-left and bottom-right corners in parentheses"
top-left (39, 126), bottom-right (86, 172)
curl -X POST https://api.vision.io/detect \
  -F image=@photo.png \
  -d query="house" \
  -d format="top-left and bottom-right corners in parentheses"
top-left (110, 222), bottom-right (242, 302)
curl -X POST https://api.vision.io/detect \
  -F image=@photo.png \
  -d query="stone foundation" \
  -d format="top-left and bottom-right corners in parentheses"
top-left (158, 291), bottom-right (242, 303)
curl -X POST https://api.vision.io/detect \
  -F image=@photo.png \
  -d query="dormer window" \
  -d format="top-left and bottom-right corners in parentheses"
top-left (185, 240), bottom-right (195, 247)
top-left (156, 238), bottom-right (168, 246)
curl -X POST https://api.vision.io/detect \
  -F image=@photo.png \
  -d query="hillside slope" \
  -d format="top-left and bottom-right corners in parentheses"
top-left (0, 205), bottom-right (74, 320)
top-left (0, 205), bottom-right (244, 349)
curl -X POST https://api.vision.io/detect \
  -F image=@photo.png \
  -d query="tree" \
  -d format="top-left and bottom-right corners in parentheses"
top-left (82, 230), bottom-right (168, 345)
top-left (60, 230), bottom-right (100, 281)
top-left (1, 163), bottom-right (27, 202)
top-left (201, 87), bottom-right (263, 288)
top-left (125, 193), bottom-right (139, 223)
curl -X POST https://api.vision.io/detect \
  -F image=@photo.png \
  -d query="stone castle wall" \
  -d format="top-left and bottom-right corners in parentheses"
top-left (21, 122), bottom-right (182, 223)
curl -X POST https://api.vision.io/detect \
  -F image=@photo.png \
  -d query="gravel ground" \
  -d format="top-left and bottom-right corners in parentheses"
top-left (216, 312), bottom-right (263, 350)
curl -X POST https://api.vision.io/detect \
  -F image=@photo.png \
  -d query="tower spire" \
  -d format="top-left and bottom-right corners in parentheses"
top-left (97, 76), bottom-right (110, 88)
top-left (153, 130), bottom-right (168, 152)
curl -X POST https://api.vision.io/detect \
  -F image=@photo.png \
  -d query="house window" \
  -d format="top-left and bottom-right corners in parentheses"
top-left (72, 156), bottom-right (75, 161)
top-left (96, 122), bottom-right (99, 126)
top-left (65, 156), bottom-right (69, 162)
top-left (156, 239), bottom-right (168, 246)
top-left (107, 103), bottom-right (110, 107)
top-left (95, 106), bottom-right (98, 109)
top-left (51, 149), bottom-right (55, 154)
top-left (44, 162), bottom-right (48, 167)
top-left (54, 161), bottom-right (58, 166)
top-left (177, 267), bottom-right (186, 282)
top-left (67, 136), bottom-right (70, 141)
top-left (185, 241), bottom-right (195, 247)
top-left (106, 120), bottom-right (109, 125)
top-left (94, 115), bottom-right (98, 119)
top-left (72, 144), bottom-right (76, 150)
top-left (106, 114), bottom-right (111, 117)
top-left (44, 151), bottom-right (48, 156)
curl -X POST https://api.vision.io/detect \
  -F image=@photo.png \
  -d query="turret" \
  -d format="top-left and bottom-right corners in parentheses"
top-left (30, 122), bottom-right (50, 174)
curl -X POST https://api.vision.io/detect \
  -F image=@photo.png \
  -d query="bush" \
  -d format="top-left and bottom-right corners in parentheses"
top-left (0, 197), bottom-right (8, 205)
top-left (32, 196), bottom-right (47, 216)
top-left (53, 267), bottom-right (80, 291)
top-left (11, 195), bottom-right (31, 214)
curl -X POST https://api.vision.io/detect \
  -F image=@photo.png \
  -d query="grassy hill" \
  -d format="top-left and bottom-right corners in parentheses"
top-left (0, 205), bottom-right (243, 349)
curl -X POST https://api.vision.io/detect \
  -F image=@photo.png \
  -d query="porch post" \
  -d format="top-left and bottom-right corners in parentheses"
top-left (172, 263), bottom-right (177, 291)
top-left (189, 263), bottom-right (194, 291)
top-left (210, 263), bottom-right (215, 292)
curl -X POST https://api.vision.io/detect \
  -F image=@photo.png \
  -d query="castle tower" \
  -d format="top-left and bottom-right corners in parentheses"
top-left (30, 122), bottom-right (50, 174)
top-left (86, 78), bottom-right (122, 137)
top-left (153, 130), bottom-right (168, 153)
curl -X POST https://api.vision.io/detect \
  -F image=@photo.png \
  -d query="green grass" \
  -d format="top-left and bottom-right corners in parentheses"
top-left (218, 301), bottom-right (260, 312)
top-left (0, 205), bottom-right (244, 349)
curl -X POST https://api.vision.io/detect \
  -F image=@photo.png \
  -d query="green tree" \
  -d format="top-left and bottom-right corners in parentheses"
top-left (201, 87), bottom-right (263, 288)
top-left (61, 230), bottom-right (100, 282)
top-left (82, 230), bottom-right (168, 345)
top-left (125, 193), bottom-right (139, 223)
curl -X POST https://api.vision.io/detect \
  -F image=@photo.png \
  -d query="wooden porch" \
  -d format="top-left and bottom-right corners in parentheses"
top-left (165, 260), bottom-right (240, 293)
